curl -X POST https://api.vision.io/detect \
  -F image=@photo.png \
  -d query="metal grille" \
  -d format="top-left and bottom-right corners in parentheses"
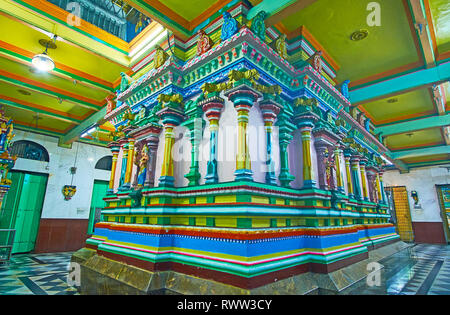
top-left (10, 140), bottom-right (49, 162)
top-left (95, 156), bottom-right (112, 171)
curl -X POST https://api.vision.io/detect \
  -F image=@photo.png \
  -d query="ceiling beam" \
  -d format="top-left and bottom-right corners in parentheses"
top-left (407, 0), bottom-right (436, 68)
top-left (60, 107), bottom-right (107, 145)
top-left (0, 40), bottom-right (115, 93)
top-left (443, 126), bottom-right (450, 145)
top-left (4, 0), bottom-right (130, 63)
top-left (0, 95), bottom-right (82, 124)
top-left (390, 144), bottom-right (450, 159)
top-left (0, 69), bottom-right (103, 111)
top-left (376, 113), bottom-right (450, 136)
top-left (349, 61), bottom-right (450, 104)
top-left (247, 0), bottom-right (317, 27)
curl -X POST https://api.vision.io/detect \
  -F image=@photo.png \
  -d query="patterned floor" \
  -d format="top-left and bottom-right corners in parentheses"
top-left (0, 245), bottom-right (448, 295)
top-left (346, 244), bottom-right (450, 295)
top-left (0, 252), bottom-right (78, 295)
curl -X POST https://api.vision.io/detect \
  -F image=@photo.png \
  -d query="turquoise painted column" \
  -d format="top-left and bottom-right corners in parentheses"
top-left (107, 142), bottom-right (120, 194)
top-left (200, 94), bottom-right (225, 184)
top-left (225, 84), bottom-right (262, 182)
top-left (277, 105), bottom-right (296, 188)
top-left (156, 99), bottom-right (186, 187)
top-left (379, 171), bottom-right (387, 204)
top-left (334, 147), bottom-right (345, 193)
top-left (359, 158), bottom-right (370, 202)
top-left (350, 155), bottom-right (362, 200)
top-left (259, 96), bottom-right (282, 185)
top-left (293, 111), bottom-right (319, 189)
top-left (344, 149), bottom-right (355, 199)
top-left (118, 138), bottom-right (129, 191)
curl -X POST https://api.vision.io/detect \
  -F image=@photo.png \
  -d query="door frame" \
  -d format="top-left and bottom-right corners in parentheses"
top-left (87, 179), bottom-right (109, 235)
top-left (8, 170), bottom-right (49, 253)
top-left (435, 184), bottom-right (450, 243)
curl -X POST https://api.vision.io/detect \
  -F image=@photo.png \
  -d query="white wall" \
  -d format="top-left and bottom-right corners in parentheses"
top-left (383, 166), bottom-right (450, 222)
top-left (12, 130), bottom-right (111, 219)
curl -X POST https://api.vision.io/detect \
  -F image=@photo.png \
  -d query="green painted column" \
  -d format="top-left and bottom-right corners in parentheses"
top-left (225, 84), bottom-right (262, 182)
top-left (350, 155), bottom-right (362, 200)
top-left (259, 95), bottom-right (282, 185)
top-left (200, 94), bottom-right (225, 184)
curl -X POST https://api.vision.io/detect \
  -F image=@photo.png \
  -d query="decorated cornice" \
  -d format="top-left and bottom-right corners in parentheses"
top-left (110, 26), bottom-right (386, 161)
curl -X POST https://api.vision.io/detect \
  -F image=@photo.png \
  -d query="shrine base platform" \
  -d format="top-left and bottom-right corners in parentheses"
top-left (72, 240), bottom-right (411, 295)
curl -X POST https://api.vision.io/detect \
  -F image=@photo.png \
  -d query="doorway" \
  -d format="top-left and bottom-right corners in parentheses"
top-left (436, 185), bottom-right (450, 243)
top-left (385, 186), bottom-right (414, 242)
top-left (87, 180), bottom-right (109, 235)
top-left (0, 171), bottom-right (48, 254)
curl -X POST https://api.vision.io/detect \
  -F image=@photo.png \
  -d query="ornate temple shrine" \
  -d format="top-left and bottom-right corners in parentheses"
top-left (73, 6), bottom-right (404, 294)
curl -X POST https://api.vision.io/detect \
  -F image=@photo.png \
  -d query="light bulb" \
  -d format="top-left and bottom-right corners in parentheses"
top-left (32, 53), bottom-right (55, 72)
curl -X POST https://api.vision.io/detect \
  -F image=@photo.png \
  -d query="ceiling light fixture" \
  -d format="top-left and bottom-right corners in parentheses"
top-left (350, 29), bottom-right (369, 41)
top-left (32, 36), bottom-right (57, 72)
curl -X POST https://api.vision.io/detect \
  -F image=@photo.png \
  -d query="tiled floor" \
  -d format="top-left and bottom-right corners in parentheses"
top-left (0, 244), bottom-right (449, 295)
top-left (0, 252), bottom-right (78, 295)
top-left (344, 244), bottom-right (450, 295)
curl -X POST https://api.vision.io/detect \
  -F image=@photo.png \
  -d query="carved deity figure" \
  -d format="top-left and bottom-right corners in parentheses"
top-left (250, 11), bottom-right (266, 40)
top-left (196, 29), bottom-right (213, 56)
top-left (154, 46), bottom-right (169, 69)
top-left (106, 95), bottom-right (116, 114)
top-left (339, 79), bottom-right (350, 99)
top-left (307, 50), bottom-right (323, 73)
top-left (221, 11), bottom-right (238, 41)
top-left (275, 34), bottom-right (288, 60)
top-left (324, 150), bottom-right (336, 189)
top-left (119, 72), bottom-right (131, 93)
top-left (137, 145), bottom-right (149, 188)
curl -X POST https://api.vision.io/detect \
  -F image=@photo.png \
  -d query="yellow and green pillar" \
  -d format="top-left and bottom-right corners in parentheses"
top-left (350, 155), bottom-right (362, 200)
top-left (107, 143), bottom-right (120, 194)
top-left (259, 96), bottom-right (282, 185)
top-left (359, 158), bottom-right (369, 201)
top-left (344, 149), bottom-right (354, 199)
top-left (122, 138), bottom-right (135, 189)
top-left (334, 147), bottom-right (345, 193)
top-left (156, 100), bottom-right (186, 187)
top-left (201, 95), bottom-right (225, 184)
top-left (225, 85), bottom-right (262, 182)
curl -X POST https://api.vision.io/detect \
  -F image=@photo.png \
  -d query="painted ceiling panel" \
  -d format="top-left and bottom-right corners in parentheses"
top-left (0, 80), bottom-right (92, 118)
top-left (159, 0), bottom-right (219, 21)
top-left (385, 127), bottom-right (445, 150)
top-left (280, 0), bottom-right (420, 82)
top-left (3, 104), bottom-right (74, 132)
top-left (361, 87), bottom-right (436, 125)
top-left (0, 56), bottom-right (108, 104)
top-left (429, 0), bottom-right (450, 54)
top-left (0, 13), bottom-right (128, 82)
top-left (401, 153), bottom-right (450, 163)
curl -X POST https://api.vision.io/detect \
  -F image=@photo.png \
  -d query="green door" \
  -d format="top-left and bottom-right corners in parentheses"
top-left (87, 180), bottom-right (109, 235)
top-left (0, 172), bottom-right (23, 250)
top-left (0, 171), bottom-right (48, 254)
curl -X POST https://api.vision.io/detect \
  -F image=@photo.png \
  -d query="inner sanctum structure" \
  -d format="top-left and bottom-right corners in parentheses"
top-left (73, 8), bottom-right (404, 295)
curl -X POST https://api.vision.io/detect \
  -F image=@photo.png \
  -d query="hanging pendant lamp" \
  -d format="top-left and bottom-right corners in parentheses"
top-left (32, 36), bottom-right (57, 72)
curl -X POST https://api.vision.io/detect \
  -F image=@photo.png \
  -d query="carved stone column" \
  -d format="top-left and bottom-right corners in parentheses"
top-left (225, 84), bottom-right (262, 182)
top-left (343, 149), bottom-right (354, 199)
top-left (259, 95), bottom-right (282, 185)
top-left (107, 142), bottom-right (120, 194)
top-left (359, 158), bottom-right (369, 202)
top-left (350, 155), bottom-right (362, 200)
top-left (156, 97), bottom-right (185, 187)
top-left (314, 143), bottom-right (330, 190)
top-left (144, 127), bottom-right (162, 187)
top-left (200, 94), bottom-right (225, 184)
